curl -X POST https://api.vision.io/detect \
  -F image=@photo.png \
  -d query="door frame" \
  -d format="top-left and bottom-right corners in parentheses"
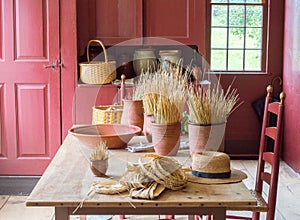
top-left (60, 0), bottom-right (77, 139)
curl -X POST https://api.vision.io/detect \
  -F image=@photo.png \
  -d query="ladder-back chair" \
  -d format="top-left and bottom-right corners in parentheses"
top-left (226, 85), bottom-right (286, 220)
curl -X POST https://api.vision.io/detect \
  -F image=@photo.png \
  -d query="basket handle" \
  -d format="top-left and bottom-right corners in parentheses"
top-left (86, 39), bottom-right (108, 63)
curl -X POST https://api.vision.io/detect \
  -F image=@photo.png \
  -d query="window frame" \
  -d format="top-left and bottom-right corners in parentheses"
top-left (206, 0), bottom-right (274, 74)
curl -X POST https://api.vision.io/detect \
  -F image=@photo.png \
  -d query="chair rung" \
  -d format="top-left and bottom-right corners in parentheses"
top-left (265, 127), bottom-right (277, 140)
top-left (268, 102), bottom-right (280, 115)
top-left (263, 152), bottom-right (274, 165)
top-left (261, 172), bottom-right (271, 185)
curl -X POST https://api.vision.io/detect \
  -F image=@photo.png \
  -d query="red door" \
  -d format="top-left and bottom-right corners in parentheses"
top-left (0, 0), bottom-right (61, 175)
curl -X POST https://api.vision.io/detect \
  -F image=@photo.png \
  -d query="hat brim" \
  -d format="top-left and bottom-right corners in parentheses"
top-left (186, 169), bottom-right (247, 184)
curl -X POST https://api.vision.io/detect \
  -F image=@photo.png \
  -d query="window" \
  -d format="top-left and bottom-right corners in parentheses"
top-left (209, 0), bottom-right (267, 72)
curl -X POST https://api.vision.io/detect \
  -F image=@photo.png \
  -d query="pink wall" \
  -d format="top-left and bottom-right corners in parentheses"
top-left (282, 0), bottom-right (300, 172)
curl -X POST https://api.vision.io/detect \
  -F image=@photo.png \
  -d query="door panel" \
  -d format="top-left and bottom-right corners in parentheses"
top-left (77, 0), bottom-right (143, 49)
top-left (0, 1), bottom-right (2, 60)
top-left (144, 0), bottom-right (189, 37)
top-left (0, 0), bottom-right (60, 175)
top-left (0, 84), bottom-right (4, 157)
top-left (143, 0), bottom-right (203, 48)
top-left (15, 0), bottom-right (47, 59)
top-left (16, 84), bottom-right (47, 156)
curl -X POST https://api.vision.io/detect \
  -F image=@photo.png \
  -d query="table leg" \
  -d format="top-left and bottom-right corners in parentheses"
top-left (55, 207), bottom-right (69, 220)
top-left (212, 208), bottom-right (226, 220)
top-left (188, 215), bottom-right (195, 220)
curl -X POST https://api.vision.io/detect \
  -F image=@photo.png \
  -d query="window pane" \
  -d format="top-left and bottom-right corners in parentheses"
top-left (246, 6), bottom-right (263, 27)
top-left (212, 5), bottom-right (228, 27)
top-left (211, 28), bottom-right (228, 48)
top-left (228, 50), bottom-right (244, 70)
top-left (245, 50), bottom-right (261, 70)
top-left (211, 0), bottom-right (228, 3)
top-left (229, 28), bottom-right (244, 48)
top-left (229, 0), bottom-right (245, 3)
top-left (245, 0), bottom-right (263, 3)
top-left (246, 28), bottom-right (262, 48)
top-left (229, 6), bottom-right (245, 27)
top-left (211, 50), bottom-right (227, 70)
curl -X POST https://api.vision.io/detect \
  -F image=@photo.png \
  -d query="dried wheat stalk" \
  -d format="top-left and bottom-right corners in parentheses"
top-left (133, 63), bottom-right (190, 124)
top-left (90, 141), bottom-right (109, 161)
top-left (187, 78), bottom-right (242, 125)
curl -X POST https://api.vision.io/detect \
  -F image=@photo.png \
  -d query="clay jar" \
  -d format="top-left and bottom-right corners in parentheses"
top-left (90, 159), bottom-right (108, 177)
top-left (188, 122), bottom-right (226, 155)
top-left (133, 48), bottom-right (157, 75)
top-left (121, 99), bottom-right (144, 135)
top-left (151, 122), bottom-right (181, 156)
top-left (159, 50), bottom-right (182, 68)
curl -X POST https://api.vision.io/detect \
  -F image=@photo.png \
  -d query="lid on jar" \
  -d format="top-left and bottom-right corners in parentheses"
top-left (159, 49), bottom-right (182, 56)
top-left (134, 48), bottom-right (156, 59)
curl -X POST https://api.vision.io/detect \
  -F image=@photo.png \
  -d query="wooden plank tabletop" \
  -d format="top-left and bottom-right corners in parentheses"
top-left (26, 134), bottom-right (256, 210)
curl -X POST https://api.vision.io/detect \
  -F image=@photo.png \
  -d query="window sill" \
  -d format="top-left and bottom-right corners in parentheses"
top-left (208, 71), bottom-right (269, 75)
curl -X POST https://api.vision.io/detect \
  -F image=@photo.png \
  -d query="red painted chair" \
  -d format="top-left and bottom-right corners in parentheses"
top-left (231, 85), bottom-right (284, 220)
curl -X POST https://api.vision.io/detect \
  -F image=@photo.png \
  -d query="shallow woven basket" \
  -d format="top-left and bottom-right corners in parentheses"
top-left (92, 105), bottom-right (123, 124)
top-left (79, 40), bottom-right (116, 84)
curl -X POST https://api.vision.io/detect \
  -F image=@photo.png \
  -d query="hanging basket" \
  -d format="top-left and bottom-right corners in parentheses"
top-left (79, 40), bottom-right (116, 84)
top-left (92, 105), bottom-right (123, 124)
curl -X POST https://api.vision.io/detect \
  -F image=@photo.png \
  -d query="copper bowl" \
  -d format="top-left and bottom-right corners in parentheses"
top-left (68, 124), bottom-right (141, 149)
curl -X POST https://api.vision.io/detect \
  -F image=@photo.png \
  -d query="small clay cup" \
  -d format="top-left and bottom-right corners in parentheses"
top-left (90, 159), bottom-right (108, 177)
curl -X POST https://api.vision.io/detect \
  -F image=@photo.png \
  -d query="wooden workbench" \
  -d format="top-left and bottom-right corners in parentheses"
top-left (26, 134), bottom-right (256, 220)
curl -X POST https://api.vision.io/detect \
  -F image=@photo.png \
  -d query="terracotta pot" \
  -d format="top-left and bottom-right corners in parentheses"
top-left (90, 159), bottom-right (108, 177)
top-left (151, 122), bottom-right (181, 156)
top-left (188, 122), bottom-right (226, 155)
top-left (143, 114), bottom-right (153, 142)
top-left (121, 99), bottom-right (144, 134)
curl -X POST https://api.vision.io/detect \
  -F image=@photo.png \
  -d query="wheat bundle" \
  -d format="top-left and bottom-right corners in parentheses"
top-left (187, 78), bottom-right (242, 125)
top-left (90, 142), bottom-right (109, 161)
top-left (133, 64), bottom-right (190, 123)
top-left (153, 95), bottom-right (181, 124)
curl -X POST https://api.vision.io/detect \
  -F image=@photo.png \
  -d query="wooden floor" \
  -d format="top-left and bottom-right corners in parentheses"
top-left (0, 160), bottom-right (299, 220)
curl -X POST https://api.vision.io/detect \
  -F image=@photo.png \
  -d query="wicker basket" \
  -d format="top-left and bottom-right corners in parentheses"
top-left (79, 40), bottom-right (116, 84)
top-left (92, 105), bottom-right (123, 124)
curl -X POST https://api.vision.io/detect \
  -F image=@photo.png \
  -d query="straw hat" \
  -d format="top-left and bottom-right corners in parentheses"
top-left (187, 151), bottom-right (247, 184)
